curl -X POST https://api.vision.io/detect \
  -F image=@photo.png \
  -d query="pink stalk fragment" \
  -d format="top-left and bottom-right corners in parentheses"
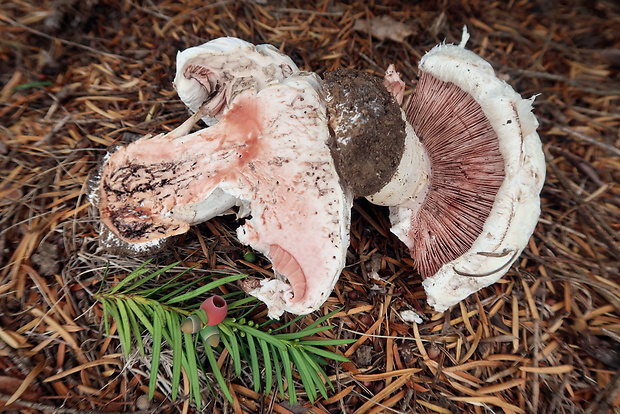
top-left (383, 64), bottom-right (405, 105)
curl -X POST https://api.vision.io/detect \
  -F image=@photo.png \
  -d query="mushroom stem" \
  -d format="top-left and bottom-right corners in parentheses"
top-left (365, 114), bottom-right (431, 210)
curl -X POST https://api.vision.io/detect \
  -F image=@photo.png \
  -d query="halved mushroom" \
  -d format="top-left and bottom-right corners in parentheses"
top-left (173, 37), bottom-right (299, 125)
top-left (367, 31), bottom-right (545, 312)
top-left (98, 73), bottom-right (352, 318)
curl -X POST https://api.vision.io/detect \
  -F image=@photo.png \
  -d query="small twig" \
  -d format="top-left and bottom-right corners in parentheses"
top-left (0, 392), bottom-right (174, 414)
top-left (544, 148), bottom-right (620, 261)
top-left (355, 50), bottom-right (389, 75)
top-left (502, 66), bottom-right (620, 96)
top-left (585, 371), bottom-right (620, 414)
top-left (530, 315), bottom-right (541, 412)
top-left (160, 1), bottom-right (234, 34)
top-left (559, 149), bottom-right (608, 188)
top-left (571, 105), bottom-right (620, 119)
top-left (34, 114), bottom-right (70, 147)
top-left (274, 7), bottom-right (344, 16)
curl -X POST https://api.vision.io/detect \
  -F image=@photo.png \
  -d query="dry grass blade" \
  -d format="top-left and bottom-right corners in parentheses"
top-left (3, 360), bottom-right (45, 405)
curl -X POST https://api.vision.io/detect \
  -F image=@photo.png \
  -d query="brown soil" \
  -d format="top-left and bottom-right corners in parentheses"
top-left (324, 68), bottom-right (406, 197)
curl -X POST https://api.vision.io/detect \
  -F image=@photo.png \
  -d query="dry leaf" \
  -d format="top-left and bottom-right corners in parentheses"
top-left (354, 15), bottom-right (414, 43)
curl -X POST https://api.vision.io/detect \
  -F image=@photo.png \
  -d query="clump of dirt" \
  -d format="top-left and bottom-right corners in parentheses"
top-left (323, 68), bottom-right (406, 198)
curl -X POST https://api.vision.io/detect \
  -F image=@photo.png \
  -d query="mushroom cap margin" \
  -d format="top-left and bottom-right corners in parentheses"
top-left (403, 42), bottom-right (545, 312)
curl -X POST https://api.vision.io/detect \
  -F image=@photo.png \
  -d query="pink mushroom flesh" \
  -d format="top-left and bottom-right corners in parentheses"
top-left (268, 244), bottom-right (306, 304)
top-left (405, 72), bottom-right (505, 278)
top-left (99, 82), bottom-right (347, 308)
top-left (99, 98), bottom-right (263, 243)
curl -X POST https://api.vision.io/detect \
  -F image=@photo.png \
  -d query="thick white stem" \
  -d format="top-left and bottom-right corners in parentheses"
top-left (366, 111), bottom-right (431, 211)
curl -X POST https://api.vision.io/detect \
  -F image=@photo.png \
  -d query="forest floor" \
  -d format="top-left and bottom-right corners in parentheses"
top-left (1, 1), bottom-right (619, 413)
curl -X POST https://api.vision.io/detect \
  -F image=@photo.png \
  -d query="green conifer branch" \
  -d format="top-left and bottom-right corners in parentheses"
top-left (94, 261), bottom-right (355, 408)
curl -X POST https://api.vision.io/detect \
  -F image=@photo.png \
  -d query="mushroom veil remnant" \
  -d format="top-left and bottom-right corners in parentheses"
top-left (366, 29), bottom-right (545, 312)
top-left (173, 37), bottom-right (299, 125)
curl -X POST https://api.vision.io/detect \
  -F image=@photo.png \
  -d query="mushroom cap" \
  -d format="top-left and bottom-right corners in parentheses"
top-left (99, 73), bottom-right (351, 318)
top-left (389, 35), bottom-right (545, 312)
top-left (173, 37), bottom-right (299, 125)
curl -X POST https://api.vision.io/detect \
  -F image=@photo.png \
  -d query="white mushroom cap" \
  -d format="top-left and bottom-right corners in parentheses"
top-left (173, 37), bottom-right (299, 125)
top-left (99, 73), bottom-right (351, 319)
top-left (385, 29), bottom-right (545, 312)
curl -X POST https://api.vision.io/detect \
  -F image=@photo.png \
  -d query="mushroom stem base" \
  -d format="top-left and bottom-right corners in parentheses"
top-left (366, 113), bottom-right (431, 210)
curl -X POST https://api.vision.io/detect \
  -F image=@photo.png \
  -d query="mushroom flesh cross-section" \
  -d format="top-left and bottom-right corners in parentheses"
top-left (96, 32), bottom-right (544, 317)
top-left (98, 72), bottom-right (352, 318)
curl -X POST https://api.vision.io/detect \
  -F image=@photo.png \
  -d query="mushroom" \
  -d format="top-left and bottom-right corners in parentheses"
top-left (98, 73), bottom-right (352, 318)
top-left (173, 37), bottom-right (299, 125)
top-left (98, 31), bottom-right (544, 317)
top-left (364, 29), bottom-right (545, 312)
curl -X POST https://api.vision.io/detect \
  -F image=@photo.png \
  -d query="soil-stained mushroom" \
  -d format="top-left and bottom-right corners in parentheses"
top-left (98, 33), bottom-right (544, 317)
top-left (98, 73), bottom-right (352, 318)
top-left (173, 37), bottom-right (299, 125)
top-left (368, 30), bottom-right (546, 311)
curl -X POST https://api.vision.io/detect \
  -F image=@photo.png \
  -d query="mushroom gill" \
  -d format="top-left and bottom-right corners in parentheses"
top-left (334, 30), bottom-right (544, 311)
top-left (403, 71), bottom-right (505, 278)
top-left (376, 30), bottom-right (545, 312)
